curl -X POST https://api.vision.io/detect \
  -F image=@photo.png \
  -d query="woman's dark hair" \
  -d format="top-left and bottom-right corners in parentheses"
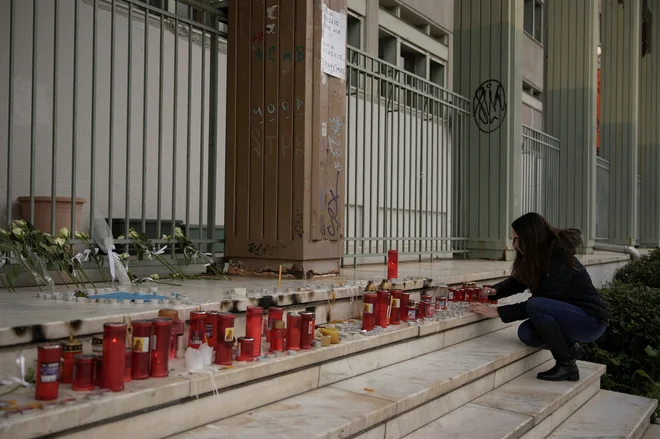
top-left (510, 212), bottom-right (583, 290)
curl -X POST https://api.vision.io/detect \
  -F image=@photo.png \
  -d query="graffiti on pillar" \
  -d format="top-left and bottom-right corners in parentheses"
top-left (324, 116), bottom-right (343, 237)
top-left (472, 79), bottom-right (507, 133)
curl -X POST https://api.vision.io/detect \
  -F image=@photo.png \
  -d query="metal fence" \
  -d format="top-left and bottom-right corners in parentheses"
top-left (596, 156), bottom-right (610, 240)
top-left (342, 47), bottom-right (471, 266)
top-left (1, 0), bottom-right (227, 255)
top-left (521, 125), bottom-right (561, 226)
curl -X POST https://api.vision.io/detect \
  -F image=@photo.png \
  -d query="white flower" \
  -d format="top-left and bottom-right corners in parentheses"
top-left (120, 253), bottom-right (130, 261)
top-left (174, 227), bottom-right (184, 239)
top-left (117, 235), bottom-right (125, 240)
top-left (58, 227), bottom-right (69, 238)
top-left (54, 237), bottom-right (66, 247)
top-left (129, 230), bottom-right (139, 239)
top-left (162, 234), bottom-right (171, 240)
top-left (151, 273), bottom-right (160, 280)
top-left (12, 228), bottom-right (24, 238)
top-left (75, 231), bottom-right (88, 240)
top-left (0, 228), bottom-right (7, 236)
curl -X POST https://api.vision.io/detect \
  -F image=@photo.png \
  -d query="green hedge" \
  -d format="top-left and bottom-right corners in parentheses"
top-left (613, 248), bottom-right (660, 288)
top-left (585, 282), bottom-right (660, 419)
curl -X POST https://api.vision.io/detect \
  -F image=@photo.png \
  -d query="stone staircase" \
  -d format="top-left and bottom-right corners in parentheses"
top-left (0, 308), bottom-right (656, 439)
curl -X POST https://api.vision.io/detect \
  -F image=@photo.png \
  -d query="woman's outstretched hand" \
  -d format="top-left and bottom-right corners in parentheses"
top-left (480, 286), bottom-right (497, 299)
top-left (469, 303), bottom-right (499, 319)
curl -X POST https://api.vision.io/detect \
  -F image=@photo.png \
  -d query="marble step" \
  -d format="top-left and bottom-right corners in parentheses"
top-left (402, 361), bottom-right (605, 439)
top-left (643, 424), bottom-right (660, 439)
top-left (546, 389), bottom-right (658, 439)
top-left (0, 313), bottom-right (509, 439)
top-left (159, 326), bottom-right (552, 439)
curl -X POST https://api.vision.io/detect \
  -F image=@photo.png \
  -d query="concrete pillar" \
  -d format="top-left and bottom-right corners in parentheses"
top-left (545, 0), bottom-right (599, 252)
top-left (364, 0), bottom-right (379, 56)
top-left (453, 0), bottom-right (523, 261)
top-left (224, 0), bottom-right (347, 278)
top-left (639, 0), bottom-right (660, 247)
top-left (601, 0), bottom-right (641, 246)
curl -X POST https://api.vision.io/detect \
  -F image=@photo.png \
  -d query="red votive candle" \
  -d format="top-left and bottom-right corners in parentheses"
top-left (94, 354), bottom-right (103, 387)
top-left (151, 317), bottom-right (171, 378)
top-left (36, 343), bottom-right (61, 401)
top-left (362, 293), bottom-right (377, 331)
top-left (376, 290), bottom-right (390, 328)
top-left (205, 311), bottom-right (218, 348)
top-left (300, 312), bottom-right (315, 350)
top-left (246, 306), bottom-right (264, 358)
top-left (266, 307), bottom-right (284, 342)
top-left (158, 308), bottom-right (182, 359)
top-left (102, 322), bottom-right (127, 392)
top-left (389, 290), bottom-right (402, 325)
top-left (60, 340), bottom-right (83, 384)
top-left (286, 313), bottom-right (302, 351)
top-left (237, 337), bottom-right (255, 362)
top-left (123, 348), bottom-right (132, 383)
top-left (419, 301), bottom-right (431, 319)
top-left (269, 320), bottom-right (286, 352)
top-left (131, 319), bottom-right (152, 380)
top-left (400, 292), bottom-right (411, 322)
top-left (72, 354), bottom-right (96, 391)
top-left (407, 304), bottom-right (418, 321)
top-left (188, 311), bottom-right (207, 349)
top-left (387, 249), bottom-right (398, 280)
top-left (215, 313), bottom-right (235, 366)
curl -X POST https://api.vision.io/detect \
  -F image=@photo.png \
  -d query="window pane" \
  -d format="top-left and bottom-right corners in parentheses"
top-left (524, 0), bottom-right (534, 35)
top-left (347, 15), bottom-right (362, 49)
top-left (534, 1), bottom-right (543, 42)
top-left (430, 60), bottom-right (445, 88)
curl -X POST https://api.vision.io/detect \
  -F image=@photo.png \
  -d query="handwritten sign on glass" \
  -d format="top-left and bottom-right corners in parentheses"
top-left (321, 4), bottom-right (347, 80)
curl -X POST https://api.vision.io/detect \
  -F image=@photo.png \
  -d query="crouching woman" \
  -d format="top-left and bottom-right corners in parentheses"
top-left (470, 212), bottom-right (608, 382)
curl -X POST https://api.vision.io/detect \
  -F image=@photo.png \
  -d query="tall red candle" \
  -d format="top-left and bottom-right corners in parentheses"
top-left (215, 313), bottom-right (235, 366)
top-left (376, 290), bottom-right (390, 328)
top-left (205, 311), bottom-right (218, 348)
top-left (151, 317), bottom-right (172, 378)
top-left (286, 313), bottom-right (301, 351)
top-left (131, 319), bottom-right (152, 380)
top-left (94, 354), bottom-right (103, 387)
top-left (245, 306), bottom-right (264, 358)
top-left (389, 290), bottom-right (402, 325)
top-left (36, 343), bottom-right (61, 401)
top-left (188, 311), bottom-right (206, 349)
top-left (300, 312), bottom-right (315, 350)
top-left (362, 293), bottom-right (377, 331)
top-left (387, 249), bottom-right (398, 280)
top-left (102, 322), bottom-right (127, 392)
top-left (266, 307), bottom-right (284, 342)
top-left (124, 348), bottom-right (132, 383)
top-left (400, 292), bottom-right (411, 322)
top-left (60, 340), bottom-right (82, 384)
top-left (269, 320), bottom-right (286, 352)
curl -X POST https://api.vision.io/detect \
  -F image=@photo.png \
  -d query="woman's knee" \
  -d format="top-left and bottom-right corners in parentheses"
top-left (518, 321), bottom-right (543, 347)
top-left (525, 296), bottom-right (547, 315)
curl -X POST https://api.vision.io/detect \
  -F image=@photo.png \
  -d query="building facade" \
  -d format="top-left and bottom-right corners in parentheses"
top-left (0, 0), bottom-right (658, 278)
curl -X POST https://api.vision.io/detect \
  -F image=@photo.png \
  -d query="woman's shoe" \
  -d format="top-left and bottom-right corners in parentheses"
top-left (537, 359), bottom-right (580, 381)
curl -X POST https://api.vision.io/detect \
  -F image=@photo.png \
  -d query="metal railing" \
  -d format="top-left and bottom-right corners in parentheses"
top-left (1, 0), bottom-right (226, 255)
top-left (521, 125), bottom-right (561, 225)
top-left (596, 156), bottom-right (610, 241)
top-left (342, 47), bottom-right (471, 266)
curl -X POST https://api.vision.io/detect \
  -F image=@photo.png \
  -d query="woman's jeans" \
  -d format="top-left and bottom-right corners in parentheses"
top-left (518, 297), bottom-right (608, 347)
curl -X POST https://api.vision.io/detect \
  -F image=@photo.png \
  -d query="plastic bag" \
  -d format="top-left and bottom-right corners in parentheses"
top-left (93, 215), bottom-right (131, 285)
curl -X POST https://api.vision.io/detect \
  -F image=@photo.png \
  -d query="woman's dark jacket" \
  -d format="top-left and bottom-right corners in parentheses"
top-left (492, 252), bottom-right (609, 324)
